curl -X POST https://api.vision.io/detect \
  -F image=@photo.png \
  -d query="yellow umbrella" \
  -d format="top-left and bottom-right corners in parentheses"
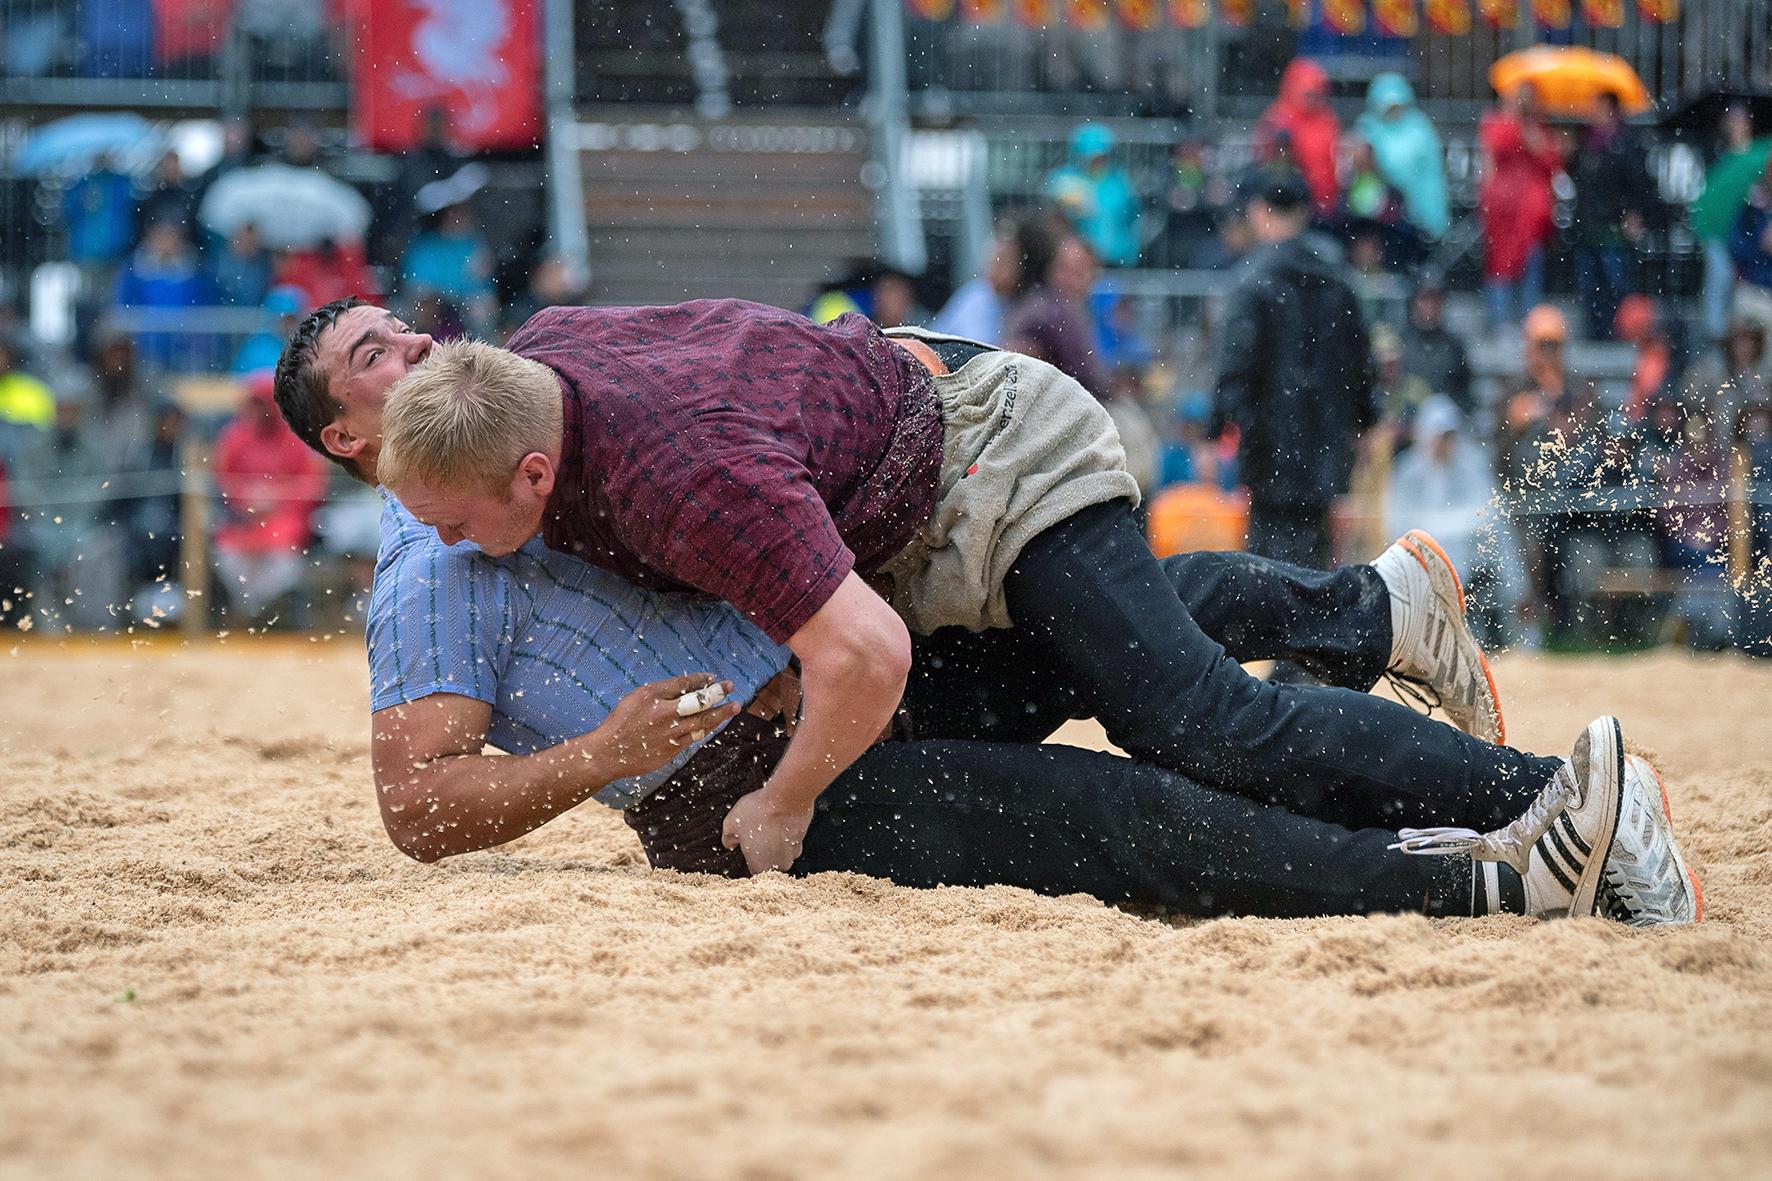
top-left (1490, 45), bottom-right (1652, 117)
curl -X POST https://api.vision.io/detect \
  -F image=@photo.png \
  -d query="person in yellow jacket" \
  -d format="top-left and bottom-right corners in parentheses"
top-left (0, 337), bottom-right (52, 429)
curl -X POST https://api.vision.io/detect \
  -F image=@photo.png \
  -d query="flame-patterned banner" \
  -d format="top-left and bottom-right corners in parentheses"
top-left (1374, 0), bottom-right (1419, 35)
top-left (961, 0), bottom-right (1008, 21)
top-left (1011, 0), bottom-right (1057, 24)
top-left (1638, 0), bottom-right (1677, 19)
top-left (1531, 0), bottom-right (1570, 26)
top-left (1478, 0), bottom-right (1518, 25)
top-left (1116, 0), bottom-right (1162, 28)
top-left (1424, 0), bottom-right (1471, 31)
top-left (1169, 0), bottom-right (1210, 25)
top-left (907, 0), bottom-right (958, 18)
top-left (1581, 0), bottom-right (1623, 24)
top-left (1323, 0), bottom-right (1367, 32)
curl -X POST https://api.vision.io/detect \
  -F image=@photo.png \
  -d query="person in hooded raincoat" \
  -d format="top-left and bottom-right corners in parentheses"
top-left (1356, 73), bottom-right (1449, 239)
top-left (1044, 124), bottom-right (1143, 268)
top-left (1256, 59), bottom-right (1341, 216)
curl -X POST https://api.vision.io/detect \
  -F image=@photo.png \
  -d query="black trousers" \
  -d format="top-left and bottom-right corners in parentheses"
top-left (633, 716), bottom-right (1473, 918)
top-left (978, 501), bottom-right (1562, 835)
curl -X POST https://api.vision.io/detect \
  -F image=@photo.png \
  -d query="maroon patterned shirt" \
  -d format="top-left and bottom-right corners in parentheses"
top-left (507, 301), bottom-right (943, 643)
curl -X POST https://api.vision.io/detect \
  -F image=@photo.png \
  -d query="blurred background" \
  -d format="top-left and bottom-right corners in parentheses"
top-left (0, 0), bottom-right (1768, 656)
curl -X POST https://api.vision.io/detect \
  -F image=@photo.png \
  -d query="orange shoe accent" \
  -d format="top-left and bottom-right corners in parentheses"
top-left (1400, 529), bottom-right (1505, 745)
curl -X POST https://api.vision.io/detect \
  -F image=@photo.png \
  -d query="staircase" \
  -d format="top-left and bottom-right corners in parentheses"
top-left (576, 111), bottom-right (878, 310)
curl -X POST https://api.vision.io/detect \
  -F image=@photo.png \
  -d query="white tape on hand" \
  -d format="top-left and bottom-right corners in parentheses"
top-left (675, 683), bottom-right (727, 717)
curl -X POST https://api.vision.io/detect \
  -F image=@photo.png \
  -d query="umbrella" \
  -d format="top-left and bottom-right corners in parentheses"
top-left (1490, 46), bottom-right (1652, 119)
top-left (1690, 137), bottom-right (1772, 240)
top-left (13, 112), bottom-right (164, 176)
top-left (198, 163), bottom-right (372, 249)
top-left (1658, 89), bottom-right (1772, 142)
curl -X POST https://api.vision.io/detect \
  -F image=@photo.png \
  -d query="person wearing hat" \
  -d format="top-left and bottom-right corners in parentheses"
top-left (1213, 169), bottom-right (1377, 584)
top-left (1479, 85), bottom-right (1562, 334)
top-left (1044, 123), bottom-right (1143, 269)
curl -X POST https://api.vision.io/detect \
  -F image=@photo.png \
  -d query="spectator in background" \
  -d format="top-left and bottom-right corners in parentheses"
top-left (1386, 397), bottom-right (1499, 590)
top-left (1370, 323), bottom-right (1434, 454)
top-left (1727, 151), bottom-right (1772, 334)
top-left (1681, 317), bottom-right (1769, 438)
top-left (1213, 171), bottom-right (1376, 579)
top-left (1400, 278), bottom-right (1473, 413)
top-left (211, 374), bottom-right (327, 627)
top-left (1479, 85), bottom-right (1562, 334)
top-left (214, 223), bottom-right (272, 308)
top-left (401, 201), bottom-right (498, 336)
top-left (501, 256), bottom-right (589, 337)
top-left (1341, 139), bottom-right (1403, 227)
top-left (134, 149), bottom-right (201, 241)
top-left (275, 238), bottom-right (382, 311)
top-left (1356, 73), bottom-right (1449, 240)
top-left (234, 286), bottom-right (306, 376)
top-left (113, 221), bottom-right (221, 372)
top-left (931, 223), bottom-right (1025, 344)
top-left (63, 152), bottom-right (136, 279)
top-left (1161, 137), bottom-right (1230, 269)
top-left (1004, 229), bottom-right (1104, 392)
top-left (1044, 124), bottom-right (1142, 268)
top-left (0, 335), bottom-right (54, 430)
top-left (1615, 294), bottom-right (1672, 421)
top-left (1693, 104), bottom-right (1757, 343)
top-left (1497, 305), bottom-right (1576, 491)
top-left (1570, 92), bottom-right (1654, 341)
top-left (1255, 59), bottom-right (1340, 217)
top-left (1157, 391), bottom-right (1222, 489)
top-left (807, 259), bottom-right (921, 328)
top-left (12, 387), bottom-right (124, 629)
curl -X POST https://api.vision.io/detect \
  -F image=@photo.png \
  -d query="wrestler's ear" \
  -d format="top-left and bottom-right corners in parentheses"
top-left (319, 420), bottom-right (367, 461)
top-left (512, 451), bottom-right (556, 502)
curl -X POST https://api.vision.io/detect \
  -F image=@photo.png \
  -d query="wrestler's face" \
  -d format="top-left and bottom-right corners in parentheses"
top-left (396, 455), bottom-right (555, 558)
top-left (313, 305), bottom-right (434, 476)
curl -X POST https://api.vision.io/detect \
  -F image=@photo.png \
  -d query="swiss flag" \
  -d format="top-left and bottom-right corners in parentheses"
top-left (352, 0), bottom-right (542, 153)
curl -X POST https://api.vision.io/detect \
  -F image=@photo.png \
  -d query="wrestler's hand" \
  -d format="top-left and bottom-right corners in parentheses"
top-left (590, 674), bottom-right (739, 780)
top-left (721, 787), bottom-right (814, 874)
top-left (745, 666), bottom-right (802, 733)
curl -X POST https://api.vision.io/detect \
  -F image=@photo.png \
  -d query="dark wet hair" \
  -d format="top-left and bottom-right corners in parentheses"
top-left (273, 296), bottom-right (367, 478)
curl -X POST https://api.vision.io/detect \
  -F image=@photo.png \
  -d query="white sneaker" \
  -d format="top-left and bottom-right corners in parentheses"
top-left (1372, 530), bottom-right (1506, 745)
top-left (1391, 716), bottom-right (1625, 918)
top-left (1597, 756), bottom-right (1704, 926)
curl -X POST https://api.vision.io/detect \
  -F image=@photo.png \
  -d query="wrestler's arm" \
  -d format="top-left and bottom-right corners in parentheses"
top-left (721, 572), bottom-right (910, 872)
top-left (371, 675), bottom-right (740, 863)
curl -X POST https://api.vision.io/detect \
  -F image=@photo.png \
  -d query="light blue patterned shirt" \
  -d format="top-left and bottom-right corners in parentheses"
top-left (366, 495), bottom-right (790, 809)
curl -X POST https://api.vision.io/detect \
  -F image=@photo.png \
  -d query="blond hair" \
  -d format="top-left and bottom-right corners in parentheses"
top-left (377, 338), bottom-right (563, 494)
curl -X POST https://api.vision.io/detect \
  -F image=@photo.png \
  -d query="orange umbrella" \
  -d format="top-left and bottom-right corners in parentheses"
top-left (1490, 45), bottom-right (1652, 117)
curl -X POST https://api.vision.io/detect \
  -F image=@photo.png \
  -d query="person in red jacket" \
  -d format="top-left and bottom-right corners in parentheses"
top-left (1255, 58), bottom-right (1341, 216)
top-left (212, 372), bottom-right (328, 625)
top-left (1479, 84), bottom-right (1564, 334)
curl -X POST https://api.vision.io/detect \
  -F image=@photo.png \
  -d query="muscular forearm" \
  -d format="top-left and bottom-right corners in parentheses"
top-left (380, 733), bottom-right (620, 862)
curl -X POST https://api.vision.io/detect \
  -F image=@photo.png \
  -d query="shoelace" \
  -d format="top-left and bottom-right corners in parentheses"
top-left (1388, 764), bottom-right (1574, 872)
top-left (1383, 670), bottom-right (1444, 720)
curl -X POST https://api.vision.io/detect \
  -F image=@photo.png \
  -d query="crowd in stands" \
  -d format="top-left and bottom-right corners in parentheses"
top-left (4, 58), bottom-right (1772, 656)
top-left (0, 113), bottom-right (578, 632)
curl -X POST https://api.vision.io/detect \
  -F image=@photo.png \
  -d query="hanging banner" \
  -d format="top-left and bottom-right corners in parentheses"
top-left (1531, 0), bottom-right (1570, 26)
top-left (1638, 0), bottom-right (1677, 19)
top-left (1478, 0), bottom-right (1517, 25)
top-left (1373, 0), bottom-right (1418, 34)
top-left (353, 0), bottom-right (542, 153)
top-left (1424, 0), bottom-right (1470, 32)
top-left (961, 0), bottom-right (1007, 19)
top-left (1220, 0), bottom-right (1254, 25)
top-left (1323, 0), bottom-right (1366, 32)
top-left (907, 0), bottom-right (956, 17)
top-left (1285, 0), bottom-right (1310, 27)
top-left (1013, 0), bottom-right (1057, 24)
top-left (1117, 0), bottom-right (1161, 28)
top-left (1170, 0), bottom-right (1210, 26)
top-left (1066, 0), bottom-right (1111, 26)
top-left (1580, 0), bottom-right (1622, 24)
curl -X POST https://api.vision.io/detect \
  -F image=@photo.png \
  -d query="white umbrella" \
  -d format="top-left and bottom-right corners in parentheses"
top-left (198, 163), bottom-right (373, 249)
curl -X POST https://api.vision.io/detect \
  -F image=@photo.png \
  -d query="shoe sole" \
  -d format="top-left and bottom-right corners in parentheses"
top-left (1400, 530), bottom-right (1507, 746)
top-left (1626, 755), bottom-right (1706, 924)
top-left (1571, 717), bottom-right (1627, 918)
